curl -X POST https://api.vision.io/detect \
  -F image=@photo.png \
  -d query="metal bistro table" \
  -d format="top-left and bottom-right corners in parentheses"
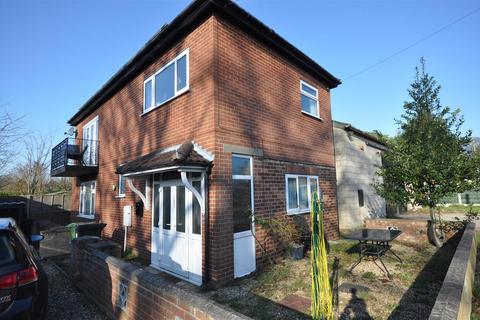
top-left (344, 229), bottom-right (403, 278)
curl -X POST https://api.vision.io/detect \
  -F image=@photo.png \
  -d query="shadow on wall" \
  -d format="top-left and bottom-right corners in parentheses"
top-left (388, 231), bottom-right (462, 320)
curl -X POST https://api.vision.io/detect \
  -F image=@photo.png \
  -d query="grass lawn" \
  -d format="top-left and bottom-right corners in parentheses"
top-left (206, 235), bottom-right (461, 320)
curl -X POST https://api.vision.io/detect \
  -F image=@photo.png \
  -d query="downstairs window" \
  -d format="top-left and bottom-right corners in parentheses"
top-left (285, 174), bottom-right (319, 214)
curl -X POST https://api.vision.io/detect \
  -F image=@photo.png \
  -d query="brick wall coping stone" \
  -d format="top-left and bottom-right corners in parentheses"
top-left (72, 237), bottom-right (253, 320)
top-left (429, 222), bottom-right (477, 320)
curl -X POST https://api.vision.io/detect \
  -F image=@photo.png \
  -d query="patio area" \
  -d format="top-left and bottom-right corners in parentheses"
top-left (204, 233), bottom-right (461, 320)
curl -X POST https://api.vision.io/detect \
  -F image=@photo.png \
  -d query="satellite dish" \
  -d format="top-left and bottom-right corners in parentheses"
top-left (65, 127), bottom-right (77, 137)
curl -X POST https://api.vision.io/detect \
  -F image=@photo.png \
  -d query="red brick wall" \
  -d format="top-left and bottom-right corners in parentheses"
top-left (206, 16), bottom-right (339, 283)
top-left (71, 16), bottom-right (217, 261)
top-left (70, 14), bottom-right (339, 286)
top-left (70, 238), bottom-right (250, 320)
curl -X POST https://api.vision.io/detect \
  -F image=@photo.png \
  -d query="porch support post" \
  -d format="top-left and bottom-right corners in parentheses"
top-left (180, 171), bottom-right (205, 214)
top-left (126, 177), bottom-right (150, 210)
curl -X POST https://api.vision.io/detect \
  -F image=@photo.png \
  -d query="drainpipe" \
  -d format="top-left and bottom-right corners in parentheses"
top-left (203, 172), bottom-right (210, 289)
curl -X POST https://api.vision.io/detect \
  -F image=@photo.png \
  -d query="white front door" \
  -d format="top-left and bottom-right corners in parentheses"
top-left (151, 180), bottom-right (202, 285)
top-left (82, 117), bottom-right (98, 166)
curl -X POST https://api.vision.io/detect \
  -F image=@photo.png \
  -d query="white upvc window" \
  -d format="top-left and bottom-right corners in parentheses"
top-left (79, 181), bottom-right (96, 219)
top-left (118, 175), bottom-right (126, 197)
top-left (300, 80), bottom-right (319, 118)
top-left (143, 49), bottom-right (189, 113)
top-left (285, 174), bottom-right (319, 214)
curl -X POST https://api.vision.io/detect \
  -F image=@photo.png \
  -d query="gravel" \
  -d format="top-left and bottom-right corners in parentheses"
top-left (44, 260), bottom-right (108, 320)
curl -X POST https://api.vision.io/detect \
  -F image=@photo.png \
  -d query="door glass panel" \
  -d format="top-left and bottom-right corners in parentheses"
top-left (153, 187), bottom-right (159, 228)
top-left (162, 187), bottom-right (171, 230)
top-left (85, 184), bottom-right (92, 214)
top-left (192, 181), bottom-right (201, 235)
top-left (91, 183), bottom-right (95, 214)
top-left (176, 186), bottom-right (186, 233)
top-left (287, 177), bottom-right (298, 209)
top-left (80, 187), bottom-right (85, 213)
top-left (299, 177), bottom-right (308, 209)
top-left (233, 179), bottom-right (252, 233)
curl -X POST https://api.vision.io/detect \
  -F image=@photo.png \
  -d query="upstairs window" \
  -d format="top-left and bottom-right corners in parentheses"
top-left (143, 49), bottom-right (189, 112)
top-left (300, 80), bottom-right (319, 118)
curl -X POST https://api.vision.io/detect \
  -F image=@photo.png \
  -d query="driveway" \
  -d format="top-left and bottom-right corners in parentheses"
top-left (44, 260), bottom-right (108, 320)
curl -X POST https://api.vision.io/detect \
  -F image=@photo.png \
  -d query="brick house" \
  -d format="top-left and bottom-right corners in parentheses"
top-left (51, 0), bottom-right (341, 286)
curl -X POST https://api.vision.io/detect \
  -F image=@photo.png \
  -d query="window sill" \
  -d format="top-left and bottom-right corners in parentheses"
top-left (140, 89), bottom-right (189, 117)
top-left (77, 214), bottom-right (95, 220)
top-left (301, 111), bottom-right (323, 122)
top-left (287, 209), bottom-right (310, 216)
top-left (116, 194), bottom-right (125, 199)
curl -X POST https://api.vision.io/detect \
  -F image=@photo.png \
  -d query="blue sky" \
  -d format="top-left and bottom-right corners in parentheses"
top-left (0, 0), bottom-right (479, 147)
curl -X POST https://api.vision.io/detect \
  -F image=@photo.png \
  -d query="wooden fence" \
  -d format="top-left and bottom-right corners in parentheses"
top-left (0, 193), bottom-right (72, 226)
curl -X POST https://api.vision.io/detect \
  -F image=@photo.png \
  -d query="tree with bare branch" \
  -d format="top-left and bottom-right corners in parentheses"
top-left (0, 104), bottom-right (24, 173)
top-left (13, 134), bottom-right (52, 195)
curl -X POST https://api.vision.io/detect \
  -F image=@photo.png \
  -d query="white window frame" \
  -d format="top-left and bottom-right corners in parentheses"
top-left (143, 49), bottom-right (190, 114)
top-left (117, 175), bottom-right (126, 198)
top-left (232, 154), bottom-right (254, 238)
top-left (79, 180), bottom-right (96, 219)
top-left (300, 80), bottom-right (320, 119)
top-left (285, 174), bottom-right (319, 215)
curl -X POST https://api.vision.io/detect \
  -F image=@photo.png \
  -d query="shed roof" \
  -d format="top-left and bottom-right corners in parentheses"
top-left (333, 120), bottom-right (388, 150)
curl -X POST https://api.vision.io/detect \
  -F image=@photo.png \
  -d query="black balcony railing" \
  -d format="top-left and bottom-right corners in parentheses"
top-left (51, 138), bottom-right (99, 177)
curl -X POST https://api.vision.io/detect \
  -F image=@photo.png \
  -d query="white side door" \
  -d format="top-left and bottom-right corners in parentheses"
top-left (232, 155), bottom-right (256, 278)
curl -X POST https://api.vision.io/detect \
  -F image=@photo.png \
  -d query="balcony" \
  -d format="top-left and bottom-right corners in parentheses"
top-left (51, 138), bottom-right (99, 177)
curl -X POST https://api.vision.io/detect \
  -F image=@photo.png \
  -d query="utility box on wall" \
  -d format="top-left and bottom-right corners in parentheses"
top-left (123, 205), bottom-right (132, 227)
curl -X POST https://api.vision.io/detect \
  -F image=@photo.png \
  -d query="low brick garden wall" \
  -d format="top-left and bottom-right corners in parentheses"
top-left (70, 237), bottom-right (251, 320)
top-left (429, 222), bottom-right (477, 320)
top-left (364, 218), bottom-right (430, 242)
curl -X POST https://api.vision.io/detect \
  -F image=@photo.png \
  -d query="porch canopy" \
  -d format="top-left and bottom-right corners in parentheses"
top-left (116, 141), bottom-right (212, 212)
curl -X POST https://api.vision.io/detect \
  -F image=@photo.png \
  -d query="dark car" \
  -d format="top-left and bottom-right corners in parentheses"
top-left (0, 218), bottom-right (47, 320)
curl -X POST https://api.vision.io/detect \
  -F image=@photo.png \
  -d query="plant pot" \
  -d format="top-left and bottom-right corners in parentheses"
top-left (287, 243), bottom-right (304, 260)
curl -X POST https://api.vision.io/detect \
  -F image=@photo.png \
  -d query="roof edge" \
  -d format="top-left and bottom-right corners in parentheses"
top-left (68, 0), bottom-right (341, 126)
top-left (333, 120), bottom-right (387, 147)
